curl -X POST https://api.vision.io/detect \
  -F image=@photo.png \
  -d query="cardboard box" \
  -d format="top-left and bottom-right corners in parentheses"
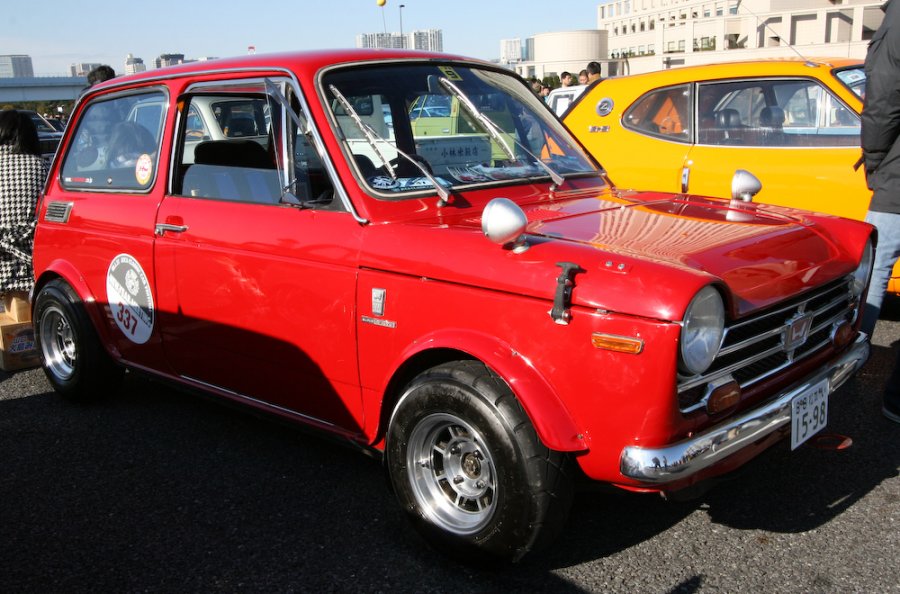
top-left (0, 291), bottom-right (31, 322)
top-left (0, 315), bottom-right (40, 372)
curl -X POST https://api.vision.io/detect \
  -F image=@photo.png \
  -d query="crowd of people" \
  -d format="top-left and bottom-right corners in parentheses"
top-left (527, 60), bottom-right (605, 102)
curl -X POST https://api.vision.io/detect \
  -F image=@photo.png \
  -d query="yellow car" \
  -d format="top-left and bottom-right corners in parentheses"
top-left (564, 59), bottom-right (898, 291)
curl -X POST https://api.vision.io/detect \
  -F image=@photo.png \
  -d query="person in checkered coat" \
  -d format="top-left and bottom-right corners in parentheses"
top-left (0, 110), bottom-right (47, 293)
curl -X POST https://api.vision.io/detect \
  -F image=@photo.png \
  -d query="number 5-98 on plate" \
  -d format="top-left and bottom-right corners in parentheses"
top-left (791, 378), bottom-right (830, 450)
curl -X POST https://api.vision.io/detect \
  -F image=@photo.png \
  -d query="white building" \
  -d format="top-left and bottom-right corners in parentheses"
top-left (500, 38), bottom-right (524, 64)
top-left (511, 30), bottom-right (624, 81)
top-left (124, 54), bottom-right (146, 75)
top-left (598, 0), bottom-right (884, 74)
top-left (357, 29), bottom-right (443, 51)
top-left (0, 55), bottom-right (35, 78)
top-left (507, 0), bottom-right (883, 80)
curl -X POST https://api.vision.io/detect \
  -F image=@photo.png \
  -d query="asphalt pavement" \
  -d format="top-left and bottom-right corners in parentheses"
top-left (2, 302), bottom-right (899, 593)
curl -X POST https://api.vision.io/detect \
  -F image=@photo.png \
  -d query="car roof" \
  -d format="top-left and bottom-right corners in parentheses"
top-left (89, 49), bottom-right (485, 91)
top-left (601, 58), bottom-right (862, 88)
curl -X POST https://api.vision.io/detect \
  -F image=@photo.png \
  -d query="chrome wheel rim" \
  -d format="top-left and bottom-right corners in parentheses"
top-left (40, 305), bottom-right (76, 381)
top-left (406, 412), bottom-right (497, 535)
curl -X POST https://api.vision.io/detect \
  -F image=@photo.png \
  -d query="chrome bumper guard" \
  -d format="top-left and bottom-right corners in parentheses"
top-left (620, 334), bottom-right (869, 484)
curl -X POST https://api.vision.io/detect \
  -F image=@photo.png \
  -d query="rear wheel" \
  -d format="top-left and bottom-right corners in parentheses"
top-left (386, 361), bottom-right (573, 563)
top-left (33, 279), bottom-right (123, 400)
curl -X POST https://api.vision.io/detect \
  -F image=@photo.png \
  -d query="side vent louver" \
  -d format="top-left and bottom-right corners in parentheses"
top-left (44, 201), bottom-right (73, 223)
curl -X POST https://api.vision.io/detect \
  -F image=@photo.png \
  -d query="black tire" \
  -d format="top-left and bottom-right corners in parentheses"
top-left (386, 360), bottom-right (573, 564)
top-left (33, 279), bottom-right (124, 400)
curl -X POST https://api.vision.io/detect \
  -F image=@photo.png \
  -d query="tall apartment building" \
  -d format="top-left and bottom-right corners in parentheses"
top-left (357, 29), bottom-right (443, 51)
top-left (598, 0), bottom-right (884, 73)
top-left (69, 62), bottom-right (101, 77)
top-left (0, 55), bottom-right (35, 78)
top-left (124, 54), bottom-right (146, 75)
top-left (155, 54), bottom-right (185, 68)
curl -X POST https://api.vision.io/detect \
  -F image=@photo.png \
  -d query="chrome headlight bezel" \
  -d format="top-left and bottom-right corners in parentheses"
top-left (850, 239), bottom-right (874, 299)
top-left (679, 285), bottom-right (726, 376)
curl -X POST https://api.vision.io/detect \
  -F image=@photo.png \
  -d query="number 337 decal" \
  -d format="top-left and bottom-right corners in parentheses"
top-left (106, 254), bottom-right (155, 344)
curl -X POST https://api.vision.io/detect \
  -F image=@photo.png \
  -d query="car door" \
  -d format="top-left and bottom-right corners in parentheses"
top-left (153, 77), bottom-right (366, 434)
top-left (683, 77), bottom-right (870, 219)
top-left (52, 87), bottom-right (170, 371)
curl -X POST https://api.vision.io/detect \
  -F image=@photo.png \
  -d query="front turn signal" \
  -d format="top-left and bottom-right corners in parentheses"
top-left (706, 380), bottom-right (741, 414)
top-left (591, 333), bottom-right (644, 354)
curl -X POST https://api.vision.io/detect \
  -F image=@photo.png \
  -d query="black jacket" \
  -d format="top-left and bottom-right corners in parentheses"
top-left (862, 0), bottom-right (900, 213)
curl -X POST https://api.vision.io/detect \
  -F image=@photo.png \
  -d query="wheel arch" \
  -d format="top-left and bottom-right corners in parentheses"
top-left (34, 261), bottom-right (115, 357)
top-left (377, 331), bottom-right (587, 453)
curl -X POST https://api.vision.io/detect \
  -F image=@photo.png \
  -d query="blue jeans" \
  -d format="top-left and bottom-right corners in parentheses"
top-left (862, 209), bottom-right (900, 336)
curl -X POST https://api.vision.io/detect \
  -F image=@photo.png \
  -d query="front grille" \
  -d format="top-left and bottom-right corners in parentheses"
top-left (677, 276), bottom-right (857, 412)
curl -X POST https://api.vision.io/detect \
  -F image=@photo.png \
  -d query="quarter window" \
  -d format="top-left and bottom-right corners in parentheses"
top-left (623, 84), bottom-right (691, 143)
top-left (61, 90), bottom-right (166, 191)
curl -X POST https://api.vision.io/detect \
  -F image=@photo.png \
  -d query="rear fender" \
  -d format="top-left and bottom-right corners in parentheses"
top-left (34, 260), bottom-right (119, 358)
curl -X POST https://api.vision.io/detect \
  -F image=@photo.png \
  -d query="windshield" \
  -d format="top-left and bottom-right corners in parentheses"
top-left (322, 64), bottom-right (597, 197)
top-left (834, 66), bottom-right (865, 99)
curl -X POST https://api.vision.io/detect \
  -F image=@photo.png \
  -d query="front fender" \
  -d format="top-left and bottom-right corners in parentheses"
top-left (382, 328), bottom-right (587, 452)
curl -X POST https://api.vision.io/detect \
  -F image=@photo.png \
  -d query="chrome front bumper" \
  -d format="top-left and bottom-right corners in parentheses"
top-left (620, 334), bottom-right (869, 484)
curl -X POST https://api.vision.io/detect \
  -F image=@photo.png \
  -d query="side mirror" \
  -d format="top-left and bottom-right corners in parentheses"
top-left (482, 198), bottom-right (529, 253)
top-left (731, 169), bottom-right (762, 202)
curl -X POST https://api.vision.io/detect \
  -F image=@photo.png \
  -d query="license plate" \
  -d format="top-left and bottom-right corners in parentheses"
top-left (790, 378), bottom-right (829, 450)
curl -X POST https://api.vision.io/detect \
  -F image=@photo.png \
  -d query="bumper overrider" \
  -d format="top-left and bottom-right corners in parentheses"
top-left (620, 333), bottom-right (870, 484)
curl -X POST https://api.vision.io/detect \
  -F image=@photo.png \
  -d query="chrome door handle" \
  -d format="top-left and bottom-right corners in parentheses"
top-left (680, 166), bottom-right (690, 194)
top-left (154, 223), bottom-right (189, 236)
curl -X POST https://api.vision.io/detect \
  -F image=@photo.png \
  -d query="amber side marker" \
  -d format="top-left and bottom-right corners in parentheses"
top-left (591, 333), bottom-right (644, 354)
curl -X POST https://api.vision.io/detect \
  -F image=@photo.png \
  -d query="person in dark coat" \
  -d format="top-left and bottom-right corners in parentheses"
top-left (861, 0), bottom-right (900, 423)
top-left (0, 110), bottom-right (47, 294)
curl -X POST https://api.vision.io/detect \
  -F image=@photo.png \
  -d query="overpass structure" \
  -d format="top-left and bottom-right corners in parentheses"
top-left (0, 77), bottom-right (88, 104)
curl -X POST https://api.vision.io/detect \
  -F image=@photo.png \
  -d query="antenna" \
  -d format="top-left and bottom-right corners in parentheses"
top-left (734, 0), bottom-right (816, 66)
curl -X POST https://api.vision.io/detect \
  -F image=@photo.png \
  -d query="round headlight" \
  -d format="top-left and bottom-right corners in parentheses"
top-left (850, 239), bottom-right (874, 298)
top-left (680, 286), bottom-right (725, 376)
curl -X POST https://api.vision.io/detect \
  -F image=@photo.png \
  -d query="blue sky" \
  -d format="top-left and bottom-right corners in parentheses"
top-left (5, 0), bottom-right (604, 76)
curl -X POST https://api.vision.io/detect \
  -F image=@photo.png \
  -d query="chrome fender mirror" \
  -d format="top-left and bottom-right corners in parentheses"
top-left (731, 169), bottom-right (762, 202)
top-left (482, 198), bottom-right (529, 253)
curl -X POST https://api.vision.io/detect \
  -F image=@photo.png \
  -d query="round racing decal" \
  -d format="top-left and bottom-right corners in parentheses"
top-left (135, 154), bottom-right (153, 186)
top-left (106, 254), bottom-right (155, 344)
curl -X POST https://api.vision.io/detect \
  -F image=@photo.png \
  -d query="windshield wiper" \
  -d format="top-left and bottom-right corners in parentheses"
top-left (329, 84), bottom-right (451, 205)
top-left (437, 77), bottom-right (565, 189)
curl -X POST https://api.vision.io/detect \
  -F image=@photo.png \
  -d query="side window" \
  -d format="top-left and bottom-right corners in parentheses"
top-left (697, 79), bottom-right (859, 147)
top-left (61, 90), bottom-right (166, 191)
top-left (175, 83), bottom-right (337, 209)
top-left (176, 93), bottom-right (280, 204)
top-left (623, 84), bottom-right (691, 143)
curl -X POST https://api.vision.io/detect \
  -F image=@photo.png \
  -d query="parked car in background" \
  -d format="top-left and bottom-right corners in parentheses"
top-left (562, 59), bottom-right (895, 292)
top-left (32, 50), bottom-right (873, 564)
top-left (11, 109), bottom-right (63, 163)
top-left (547, 84), bottom-right (588, 117)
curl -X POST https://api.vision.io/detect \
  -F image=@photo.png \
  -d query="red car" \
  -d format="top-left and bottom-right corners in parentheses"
top-left (32, 49), bottom-right (873, 563)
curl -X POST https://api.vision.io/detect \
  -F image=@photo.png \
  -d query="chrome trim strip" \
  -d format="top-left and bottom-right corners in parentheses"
top-left (621, 334), bottom-right (869, 484)
top-left (180, 375), bottom-right (335, 427)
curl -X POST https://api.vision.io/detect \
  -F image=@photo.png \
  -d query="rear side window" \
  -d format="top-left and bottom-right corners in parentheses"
top-left (61, 90), bottom-right (166, 191)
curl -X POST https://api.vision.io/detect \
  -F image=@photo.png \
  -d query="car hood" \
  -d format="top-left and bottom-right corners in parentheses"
top-left (362, 188), bottom-right (862, 321)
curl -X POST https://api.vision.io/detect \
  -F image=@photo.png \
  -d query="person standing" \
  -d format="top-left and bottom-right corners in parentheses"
top-left (0, 111), bottom-right (47, 294)
top-left (586, 61), bottom-right (603, 83)
top-left (560, 71), bottom-right (574, 87)
top-left (861, 0), bottom-right (900, 423)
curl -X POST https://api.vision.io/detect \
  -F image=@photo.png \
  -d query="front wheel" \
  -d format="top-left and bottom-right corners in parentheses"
top-left (386, 361), bottom-right (573, 563)
top-left (33, 279), bottom-right (123, 400)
